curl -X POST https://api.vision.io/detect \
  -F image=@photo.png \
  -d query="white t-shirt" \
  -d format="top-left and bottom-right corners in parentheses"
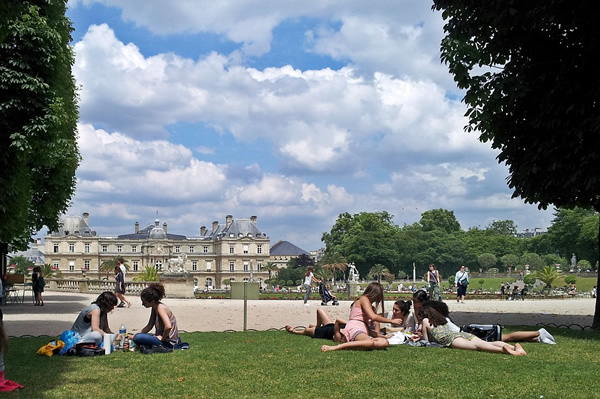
top-left (119, 264), bottom-right (126, 279)
top-left (385, 310), bottom-right (417, 333)
top-left (303, 272), bottom-right (313, 286)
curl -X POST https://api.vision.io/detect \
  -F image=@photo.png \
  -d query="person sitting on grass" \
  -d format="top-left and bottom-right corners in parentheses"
top-left (381, 300), bottom-right (416, 334)
top-left (0, 309), bottom-right (23, 392)
top-left (71, 291), bottom-right (119, 346)
top-left (321, 282), bottom-right (402, 352)
top-left (285, 308), bottom-right (346, 342)
top-left (414, 306), bottom-right (527, 356)
top-left (133, 283), bottom-right (180, 350)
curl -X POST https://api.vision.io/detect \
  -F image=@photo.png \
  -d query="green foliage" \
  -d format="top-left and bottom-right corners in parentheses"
top-left (563, 274), bottom-right (577, 285)
top-left (535, 265), bottom-right (561, 288)
top-left (0, 0), bottom-right (80, 249)
top-left (99, 256), bottom-right (127, 276)
top-left (523, 274), bottom-right (536, 286)
top-left (419, 209), bottom-right (462, 234)
top-left (8, 254), bottom-right (33, 274)
top-left (477, 253), bottom-right (497, 269)
top-left (520, 253), bottom-right (543, 271)
top-left (368, 264), bottom-right (389, 283)
top-left (548, 208), bottom-right (599, 269)
top-left (500, 254), bottom-right (519, 271)
top-left (487, 220), bottom-right (517, 236)
top-left (478, 278), bottom-right (485, 288)
top-left (577, 259), bottom-right (592, 271)
top-left (134, 266), bottom-right (159, 282)
top-left (288, 254), bottom-right (314, 269)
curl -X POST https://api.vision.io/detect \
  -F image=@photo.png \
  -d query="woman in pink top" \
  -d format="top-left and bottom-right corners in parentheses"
top-left (321, 282), bottom-right (402, 352)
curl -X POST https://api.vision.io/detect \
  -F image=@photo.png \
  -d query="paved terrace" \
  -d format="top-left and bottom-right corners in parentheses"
top-left (2, 291), bottom-right (595, 338)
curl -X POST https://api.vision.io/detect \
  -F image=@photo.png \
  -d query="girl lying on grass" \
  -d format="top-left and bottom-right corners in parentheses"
top-left (321, 282), bottom-right (402, 352)
top-left (415, 305), bottom-right (527, 356)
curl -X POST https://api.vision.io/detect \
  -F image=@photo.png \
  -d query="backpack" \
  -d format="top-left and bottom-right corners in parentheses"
top-left (460, 324), bottom-right (503, 342)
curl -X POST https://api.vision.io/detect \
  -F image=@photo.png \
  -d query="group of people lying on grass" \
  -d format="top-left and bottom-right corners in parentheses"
top-left (71, 283), bottom-right (181, 352)
top-left (286, 282), bottom-right (555, 356)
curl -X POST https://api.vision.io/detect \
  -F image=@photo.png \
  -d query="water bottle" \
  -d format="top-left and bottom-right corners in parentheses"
top-left (119, 323), bottom-right (126, 349)
top-left (122, 335), bottom-right (129, 352)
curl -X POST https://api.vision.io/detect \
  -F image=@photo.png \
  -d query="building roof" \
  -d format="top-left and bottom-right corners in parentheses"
top-left (48, 214), bottom-right (96, 237)
top-left (270, 240), bottom-right (308, 256)
top-left (117, 219), bottom-right (187, 241)
top-left (209, 217), bottom-right (267, 240)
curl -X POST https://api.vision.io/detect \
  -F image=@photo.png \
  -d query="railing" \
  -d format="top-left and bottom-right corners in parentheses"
top-left (50, 278), bottom-right (151, 295)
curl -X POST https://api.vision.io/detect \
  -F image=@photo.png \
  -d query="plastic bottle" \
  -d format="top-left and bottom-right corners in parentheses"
top-left (122, 335), bottom-right (129, 352)
top-left (119, 323), bottom-right (126, 336)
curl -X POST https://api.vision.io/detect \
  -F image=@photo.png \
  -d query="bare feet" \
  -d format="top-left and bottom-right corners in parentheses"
top-left (285, 325), bottom-right (294, 333)
top-left (321, 345), bottom-right (334, 352)
top-left (308, 324), bottom-right (315, 328)
top-left (127, 302), bottom-right (132, 308)
top-left (514, 343), bottom-right (527, 355)
top-left (502, 344), bottom-right (527, 356)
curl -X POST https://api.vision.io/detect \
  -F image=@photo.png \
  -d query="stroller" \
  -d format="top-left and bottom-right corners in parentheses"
top-left (319, 281), bottom-right (339, 306)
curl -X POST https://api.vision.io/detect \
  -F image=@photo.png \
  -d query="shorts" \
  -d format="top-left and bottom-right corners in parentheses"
top-left (313, 323), bottom-right (335, 340)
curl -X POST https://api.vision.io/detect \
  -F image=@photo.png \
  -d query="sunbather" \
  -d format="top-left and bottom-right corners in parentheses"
top-left (285, 308), bottom-right (346, 342)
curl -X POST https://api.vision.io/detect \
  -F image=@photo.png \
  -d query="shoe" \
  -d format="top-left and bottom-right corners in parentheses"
top-left (140, 345), bottom-right (173, 354)
top-left (117, 304), bottom-right (125, 308)
top-left (303, 303), bottom-right (310, 307)
top-left (538, 328), bottom-right (556, 344)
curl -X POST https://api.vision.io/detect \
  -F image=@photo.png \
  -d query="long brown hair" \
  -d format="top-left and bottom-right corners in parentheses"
top-left (362, 282), bottom-right (385, 314)
top-left (417, 306), bottom-right (447, 327)
top-left (305, 266), bottom-right (314, 277)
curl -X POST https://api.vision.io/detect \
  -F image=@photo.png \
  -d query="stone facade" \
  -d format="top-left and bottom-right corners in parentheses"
top-left (44, 213), bottom-right (271, 289)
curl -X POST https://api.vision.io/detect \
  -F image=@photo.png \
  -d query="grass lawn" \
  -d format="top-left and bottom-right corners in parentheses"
top-left (4, 328), bottom-right (600, 398)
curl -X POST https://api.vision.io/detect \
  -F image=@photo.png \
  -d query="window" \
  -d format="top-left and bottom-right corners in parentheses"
top-left (205, 278), bottom-right (213, 288)
top-left (203, 246), bottom-right (208, 253)
top-left (175, 246), bottom-right (180, 253)
top-left (189, 246), bottom-right (194, 253)
top-left (229, 246), bottom-right (234, 254)
top-left (257, 262), bottom-right (262, 271)
top-left (257, 245), bottom-right (262, 254)
top-left (229, 261), bottom-right (235, 272)
top-left (132, 245), bottom-right (137, 253)
top-left (53, 244), bottom-right (59, 253)
top-left (155, 260), bottom-right (163, 270)
top-left (69, 243), bottom-right (75, 253)
top-left (102, 245), bottom-right (107, 253)
top-left (206, 261), bottom-right (212, 271)
top-left (84, 243), bottom-right (90, 253)
top-left (192, 261), bottom-right (197, 271)
top-left (53, 261), bottom-right (59, 269)
top-left (69, 261), bottom-right (75, 272)
top-left (243, 262), bottom-right (249, 271)
top-left (243, 244), bottom-right (248, 254)
top-left (133, 261), bottom-right (139, 271)
top-left (117, 245), bottom-right (122, 253)
top-left (84, 260), bottom-right (90, 269)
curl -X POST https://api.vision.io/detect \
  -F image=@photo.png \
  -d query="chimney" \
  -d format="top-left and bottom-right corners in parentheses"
top-left (250, 215), bottom-right (257, 225)
top-left (200, 226), bottom-right (206, 236)
top-left (226, 214), bottom-right (233, 228)
top-left (135, 222), bottom-right (139, 233)
top-left (82, 212), bottom-right (89, 225)
top-left (163, 222), bottom-right (168, 234)
top-left (212, 221), bottom-right (219, 233)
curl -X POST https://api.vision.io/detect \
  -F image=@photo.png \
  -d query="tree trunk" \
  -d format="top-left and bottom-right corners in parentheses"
top-left (592, 216), bottom-right (600, 331)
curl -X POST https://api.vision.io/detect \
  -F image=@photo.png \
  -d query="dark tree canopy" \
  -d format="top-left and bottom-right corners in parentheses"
top-left (0, 0), bottom-right (79, 249)
top-left (432, 0), bottom-right (600, 211)
top-left (432, 0), bottom-right (600, 328)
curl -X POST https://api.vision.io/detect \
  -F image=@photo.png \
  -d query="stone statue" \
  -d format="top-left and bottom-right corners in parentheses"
top-left (571, 253), bottom-right (577, 270)
top-left (347, 263), bottom-right (359, 282)
top-left (167, 254), bottom-right (187, 273)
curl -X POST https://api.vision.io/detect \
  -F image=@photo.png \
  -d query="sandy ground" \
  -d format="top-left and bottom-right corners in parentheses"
top-left (1, 291), bottom-right (596, 337)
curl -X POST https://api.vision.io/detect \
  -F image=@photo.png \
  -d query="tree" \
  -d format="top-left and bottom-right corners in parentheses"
top-left (99, 256), bottom-right (127, 277)
top-left (534, 266), bottom-right (561, 291)
top-left (368, 264), bottom-right (389, 284)
top-left (500, 254), bottom-right (519, 272)
top-left (9, 255), bottom-right (33, 274)
top-left (288, 254), bottom-right (314, 269)
top-left (322, 211), bottom-right (401, 277)
top-left (432, 0), bottom-right (600, 328)
top-left (134, 266), bottom-right (159, 282)
top-left (262, 262), bottom-right (279, 282)
top-left (487, 220), bottom-right (517, 236)
top-left (419, 209), bottom-right (461, 234)
top-left (520, 253), bottom-right (543, 272)
top-left (564, 275), bottom-right (577, 285)
top-left (477, 253), bottom-right (497, 270)
top-left (0, 1), bottom-right (80, 250)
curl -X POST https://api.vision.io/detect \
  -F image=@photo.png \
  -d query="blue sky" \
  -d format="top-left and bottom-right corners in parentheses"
top-left (60, 0), bottom-right (554, 251)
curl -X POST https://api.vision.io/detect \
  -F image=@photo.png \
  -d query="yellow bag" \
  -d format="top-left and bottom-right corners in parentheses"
top-left (37, 340), bottom-right (65, 357)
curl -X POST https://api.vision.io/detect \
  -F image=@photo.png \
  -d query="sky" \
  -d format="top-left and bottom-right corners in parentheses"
top-left (58, 0), bottom-right (555, 252)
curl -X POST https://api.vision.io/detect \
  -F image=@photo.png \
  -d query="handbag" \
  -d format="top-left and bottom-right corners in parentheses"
top-left (460, 324), bottom-right (503, 342)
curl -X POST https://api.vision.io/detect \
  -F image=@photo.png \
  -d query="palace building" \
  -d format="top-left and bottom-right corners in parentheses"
top-left (44, 213), bottom-right (271, 289)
